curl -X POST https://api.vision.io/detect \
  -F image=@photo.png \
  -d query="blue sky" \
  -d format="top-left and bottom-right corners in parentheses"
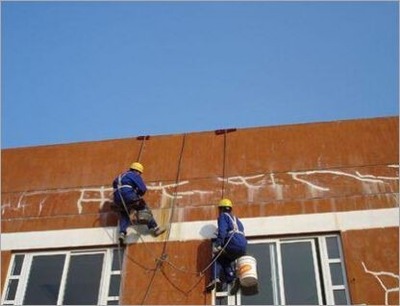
top-left (1, 1), bottom-right (398, 149)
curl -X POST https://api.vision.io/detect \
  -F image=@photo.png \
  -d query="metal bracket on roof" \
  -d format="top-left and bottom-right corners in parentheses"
top-left (214, 128), bottom-right (237, 135)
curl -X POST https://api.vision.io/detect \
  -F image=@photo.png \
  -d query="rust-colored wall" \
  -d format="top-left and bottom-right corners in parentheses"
top-left (1, 251), bottom-right (11, 294)
top-left (2, 116), bottom-right (398, 192)
top-left (120, 241), bottom-right (210, 305)
top-left (1, 116), bottom-right (399, 305)
top-left (343, 227), bottom-right (399, 305)
top-left (2, 117), bottom-right (398, 234)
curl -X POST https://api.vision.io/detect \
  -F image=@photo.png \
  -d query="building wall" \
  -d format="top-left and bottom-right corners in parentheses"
top-left (1, 116), bottom-right (399, 305)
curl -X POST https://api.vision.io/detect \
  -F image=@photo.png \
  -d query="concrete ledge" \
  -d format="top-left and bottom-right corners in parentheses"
top-left (1, 208), bottom-right (398, 251)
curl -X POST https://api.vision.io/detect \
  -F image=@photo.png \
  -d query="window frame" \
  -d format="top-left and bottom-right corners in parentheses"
top-left (1, 247), bottom-right (122, 305)
top-left (214, 233), bottom-right (350, 305)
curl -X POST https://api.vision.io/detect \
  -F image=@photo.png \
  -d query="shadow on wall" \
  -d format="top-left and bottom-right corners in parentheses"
top-left (198, 239), bottom-right (213, 273)
top-left (199, 223), bottom-right (217, 239)
top-left (97, 200), bottom-right (119, 227)
top-left (198, 224), bottom-right (217, 292)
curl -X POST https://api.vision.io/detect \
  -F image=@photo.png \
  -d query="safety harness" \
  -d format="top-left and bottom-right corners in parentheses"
top-left (224, 212), bottom-right (245, 236)
top-left (114, 172), bottom-right (152, 224)
top-left (114, 173), bottom-right (134, 192)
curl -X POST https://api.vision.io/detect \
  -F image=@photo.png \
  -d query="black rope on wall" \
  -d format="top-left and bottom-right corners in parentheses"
top-left (163, 133), bottom-right (186, 251)
top-left (141, 133), bottom-right (186, 304)
top-left (215, 128), bottom-right (237, 198)
top-left (136, 135), bottom-right (150, 162)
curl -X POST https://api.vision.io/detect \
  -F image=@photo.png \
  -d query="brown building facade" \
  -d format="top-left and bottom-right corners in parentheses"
top-left (1, 116), bottom-right (399, 305)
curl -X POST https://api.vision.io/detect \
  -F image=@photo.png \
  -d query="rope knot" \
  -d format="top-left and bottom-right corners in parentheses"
top-left (155, 253), bottom-right (168, 266)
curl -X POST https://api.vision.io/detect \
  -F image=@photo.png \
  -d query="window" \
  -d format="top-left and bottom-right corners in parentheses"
top-left (213, 234), bottom-right (350, 305)
top-left (2, 248), bottom-right (124, 305)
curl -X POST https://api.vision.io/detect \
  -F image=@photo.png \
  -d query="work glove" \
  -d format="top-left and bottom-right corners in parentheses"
top-left (213, 245), bottom-right (222, 254)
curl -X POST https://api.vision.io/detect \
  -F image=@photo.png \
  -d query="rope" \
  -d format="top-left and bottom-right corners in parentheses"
top-left (140, 134), bottom-right (186, 304)
top-left (156, 233), bottom-right (236, 296)
top-left (115, 130), bottom-right (240, 299)
top-left (216, 128), bottom-right (236, 198)
top-left (162, 133), bottom-right (186, 250)
top-left (136, 135), bottom-right (150, 162)
top-left (222, 130), bottom-right (227, 198)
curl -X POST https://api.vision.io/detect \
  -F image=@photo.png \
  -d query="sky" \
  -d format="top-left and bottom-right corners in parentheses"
top-left (1, 1), bottom-right (398, 149)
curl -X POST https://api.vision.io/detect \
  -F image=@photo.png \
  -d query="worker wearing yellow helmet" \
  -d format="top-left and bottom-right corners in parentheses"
top-left (112, 162), bottom-right (166, 243)
top-left (206, 198), bottom-right (247, 294)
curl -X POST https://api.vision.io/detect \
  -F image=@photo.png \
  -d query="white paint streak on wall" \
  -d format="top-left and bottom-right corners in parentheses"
top-left (77, 186), bottom-right (113, 214)
top-left (356, 171), bottom-right (399, 181)
top-left (148, 181), bottom-right (188, 199)
top-left (219, 174), bottom-right (266, 201)
top-left (289, 168), bottom-right (399, 192)
top-left (38, 196), bottom-right (48, 216)
top-left (2, 189), bottom-right (85, 216)
top-left (362, 261), bottom-right (400, 305)
top-left (290, 172), bottom-right (330, 191)
top-left (4, 164), bottom-right (398, 215)
top-left (1, 202), bottom-right (11, 215)
top-left (17, 191), bottom-right (29, 214)
top-left (270, 173), bottom-right (276, 187)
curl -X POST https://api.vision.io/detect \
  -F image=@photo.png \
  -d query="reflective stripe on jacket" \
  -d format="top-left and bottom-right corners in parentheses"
top-left (216, 212), bottom-right (247, 253)
top-left (112, 170), bottom-right (147, 204)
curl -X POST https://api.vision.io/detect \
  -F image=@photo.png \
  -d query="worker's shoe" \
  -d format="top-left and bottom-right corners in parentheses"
top-left (229, 278), bottom-right (240, 295)
top-left (118, 232), bottom-right (126, 245)
top-left (206, 278), bottom-right (222, 292)
top-left (152, 226), bottom-right (166, 237)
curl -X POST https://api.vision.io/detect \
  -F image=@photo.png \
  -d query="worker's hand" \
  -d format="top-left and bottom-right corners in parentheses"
top-left (212, 245), bottom-right (222, 254)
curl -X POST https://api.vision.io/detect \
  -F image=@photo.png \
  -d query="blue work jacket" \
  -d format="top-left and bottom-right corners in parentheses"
top-left (216, 212), bottom-right (247, 254)
top-left (113, 170), bottom-right (147, 204)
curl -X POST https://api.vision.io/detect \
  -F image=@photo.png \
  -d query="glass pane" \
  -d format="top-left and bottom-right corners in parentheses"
top-left (330, 262), bottom-right (344, 286)
top-left (108, 274), bottom-right (121, 296)
top-left (326, 237), bottom-right (340, 259)
top-left (12, 255), bottom-right (24, 276)
top-left (63, 253), bottom-right (104, 305)
top-left (6, 279), bottom-right (19, 300)
top-left (281, 241), bottom-right (319, 305)
top-left (23, 255), bottom-right (65, 305)
top-left (112, 249), bottom-right (123, 271)
top-left (241, 243), bottom-right (276, 305)
top-left (107, 300), bottom-right (119, 305)
top-left (216, 297), bottom-right (227, 305)
top-left (334, 289), bottom-right (348, 305)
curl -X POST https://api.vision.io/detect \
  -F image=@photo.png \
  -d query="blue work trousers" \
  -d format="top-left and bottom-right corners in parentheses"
top-left (211, 248), bottom-right (246, 284)
top-left (116, 197), bottom-right (157, 233)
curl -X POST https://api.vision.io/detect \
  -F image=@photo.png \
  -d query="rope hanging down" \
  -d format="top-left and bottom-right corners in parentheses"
top-left (136, 135), bottom-right (150, 162)
top-left (118, 131), bottom-right (239, 301)
top-left (162, 133), bottom-right (186, 251)
top-left (215, 128), bottom-right (237, 198)
top-left (140, 133), bottom-right (188, 304)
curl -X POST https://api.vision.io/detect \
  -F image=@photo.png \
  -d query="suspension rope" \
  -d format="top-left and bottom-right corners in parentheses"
top-left (215, 128), bottom-right (236, 198)
top-left (140, 134), bottom-right (186, 304)
top-left (162, 133), bottom-right (186, 250)
top-left (136, 135), bottom-right (150, 162)
top-left (222, 131), bottom-right (227, 198)
top-left (140, 129), bottom-right (239, 296)
top-left (116, 130), bottom-right (240, 300)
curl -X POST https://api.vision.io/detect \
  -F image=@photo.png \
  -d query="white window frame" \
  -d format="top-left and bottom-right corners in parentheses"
top-left (278, 238), bottom-right (324, 305)
top-left (1, 247), bottom-right (122, 305)
top-left (213, 233), bottom-right (350, 305)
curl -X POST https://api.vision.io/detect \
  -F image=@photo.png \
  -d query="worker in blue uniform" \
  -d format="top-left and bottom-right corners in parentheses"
top-left (113, 162), bottom-right (166, 244)
top-left (206, 198), bottom-right (247, 293)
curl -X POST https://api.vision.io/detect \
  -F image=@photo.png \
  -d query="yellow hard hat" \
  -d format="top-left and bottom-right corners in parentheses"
top-left (130, 162), bottom-right (144, 173)
top-left (218, 198), bottom-right (233, 208)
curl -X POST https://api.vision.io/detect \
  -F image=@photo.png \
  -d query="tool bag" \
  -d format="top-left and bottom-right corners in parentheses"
top-left (133, 207), bottom-right (153, 224)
